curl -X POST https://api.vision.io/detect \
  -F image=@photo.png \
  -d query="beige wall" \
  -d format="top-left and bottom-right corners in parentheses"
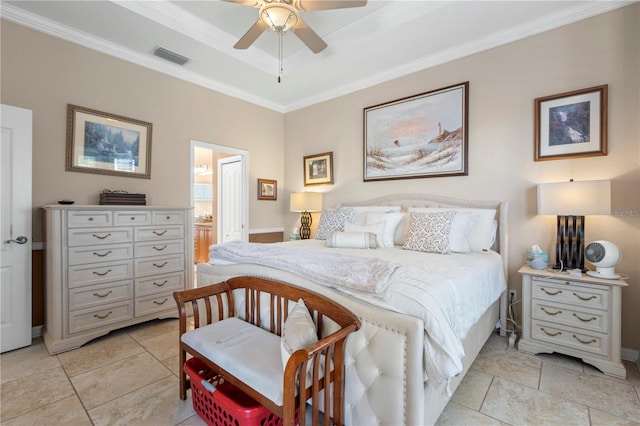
top-left (1, 5), bottom-right (638, 351)
top-left (284, 5), bottom-right (640, 351)
top-left (1, 19), bottom-right (286, 242)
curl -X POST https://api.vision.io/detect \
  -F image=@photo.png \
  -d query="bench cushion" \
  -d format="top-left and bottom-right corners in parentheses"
top-left (181, 317), bottom-right (285, 405)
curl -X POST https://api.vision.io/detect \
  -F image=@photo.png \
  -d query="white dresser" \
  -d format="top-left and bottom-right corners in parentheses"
top-left (43, 205), bottom-right (193, 354)
top-left (518, 265), bottom-right (627, 378)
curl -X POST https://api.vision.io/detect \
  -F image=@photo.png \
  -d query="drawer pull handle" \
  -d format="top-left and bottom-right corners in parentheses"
top-left (153, 245), bottom-right (167, 251)
top-left (88, 217), bottom-right (94, 222)
top-left (573, 335), bottom-right (597, 345)
top-left (573, 292), bottom-right (597, 301)
top-left (153, 280), bottom-right (168, 287)
top-left (573, 313), bottom-right (597, 322)
top-left (92, 233), bottom-right (112, 240)
top-left (541, 288), bottom-right (562, 296)
top-left (540, 327), bottom-right (562, 337)
top-left (166, 216), bottom-right (170, 220)
top-left (92, 269), bottom-right (112, 276)
top-left (153, 230), bottom-right (168, 236)
top-left (93, 250), bottom-right (112, 257)
top-left (93, 290), bottom-right (113, 298)
top-left (94, 311), bottom-right (112, 319)
top-left (153, 262), bottom-right (168, 268)
top-left (540, 307), bottom-right (562, 316)
top-left (153, 298), bottom-right (169, 305)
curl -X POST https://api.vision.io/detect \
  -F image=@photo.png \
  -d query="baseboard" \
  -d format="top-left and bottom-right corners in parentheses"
top-left (31, 325), bottom-right (42, 338)
top-left (621, 347), bottom-right (640, 368)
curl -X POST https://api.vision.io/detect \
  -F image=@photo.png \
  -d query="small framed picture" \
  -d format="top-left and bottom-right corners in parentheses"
top-left (257, 178), bottom-right (277, 200)
top-left (304, 152), bottom-right (333, 186)
top-left (534, 85), bottom-right (608, 161)
top-left (66, 104), bottom-right (152, 179)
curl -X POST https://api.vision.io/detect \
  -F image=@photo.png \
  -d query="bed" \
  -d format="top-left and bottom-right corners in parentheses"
top-left (197, 193), bottom-right (509, 425)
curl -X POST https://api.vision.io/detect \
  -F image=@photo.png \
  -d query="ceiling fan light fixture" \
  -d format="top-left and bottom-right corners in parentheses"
top-left (260, 3), bottom-right (299, 33)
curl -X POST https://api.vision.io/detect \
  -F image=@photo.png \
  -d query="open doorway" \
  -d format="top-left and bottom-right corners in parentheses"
top-left (190, 140), bottom-right (249, 274)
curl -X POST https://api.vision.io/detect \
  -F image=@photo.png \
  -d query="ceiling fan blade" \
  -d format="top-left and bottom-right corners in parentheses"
top-left (234, 19), bottom-right (269, 49)
top-left (294, 0), bottom-right (367, 12)
top-left (292, 18), bottom-right (327, 53)
top-left (223, 0), bottom-right (263, 8)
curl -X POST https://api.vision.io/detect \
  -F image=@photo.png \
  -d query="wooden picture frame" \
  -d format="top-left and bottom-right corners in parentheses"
top-left (304, 152), bottom-right (334, 186)
top-left (66, 104), bottom-right (152, 179)
top-left (257, 178), bottom-right (277, 200)
top-left (363, 82), bottom-right (469, 181)
top-left (534, 85), bottom-right (608, 161)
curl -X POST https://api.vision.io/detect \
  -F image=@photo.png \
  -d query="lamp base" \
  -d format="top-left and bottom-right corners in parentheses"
top-left (299, 211), bottom-right (312, 240)
top-left (553, 215), bottom-right (585, 271)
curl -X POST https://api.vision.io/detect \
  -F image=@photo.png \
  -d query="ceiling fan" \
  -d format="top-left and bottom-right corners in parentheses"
top-left (226, 0), bottom-right (368, 54)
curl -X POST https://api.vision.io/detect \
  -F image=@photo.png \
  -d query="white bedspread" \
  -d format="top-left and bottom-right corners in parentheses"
top-left (208, 240), bottom-right (506, 390)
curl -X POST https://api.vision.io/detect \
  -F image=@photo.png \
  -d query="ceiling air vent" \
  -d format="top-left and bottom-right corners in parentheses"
top-left (152, 46), bottom-right (190, 66)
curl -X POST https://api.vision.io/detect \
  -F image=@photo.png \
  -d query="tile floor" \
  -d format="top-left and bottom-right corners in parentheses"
top-left (1, 320), bottom-right (639, 425)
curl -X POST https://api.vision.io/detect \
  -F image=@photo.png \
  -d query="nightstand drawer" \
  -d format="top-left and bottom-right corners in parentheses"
top-left (531, 319), bottom-right (608, 357)
top-left (531, 299), bottom-right (608, 333)
top-left (532, 278), bottom-right (609, 310)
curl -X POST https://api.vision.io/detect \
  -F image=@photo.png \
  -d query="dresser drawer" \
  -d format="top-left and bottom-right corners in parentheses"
top-left (68, 301), bottom-right (133, 335)
top-left (532, 278), bottom-right (609, 310)
top-left (114, 211), bottom-right (152, 226)
top-left (68, 227), bottom-right (133, 246)
top-left (135, 291), bottom-right (175, 317)
top-left (153, 211), bottom-right (184, 225)
top-left (531, 299), bottom-right (608, 334)
top-left (68, 260), bottom-right (134, 288)
top-left (68, 280), bottom-right (133, 311)
top-left (134, 254), bottom-right (184, 277)
top-left (135, 272), bottom-right (184, 297)
top-left (68, 243), bottom-right (133, 265)
top-left (135, 240), bottom-right (185, 258)
top-left (134, 226), bottom-right (184, 242)
top-left (67, 210), bottom-right (113, 228)
top-left (531, 319), bottom-right (609, 357)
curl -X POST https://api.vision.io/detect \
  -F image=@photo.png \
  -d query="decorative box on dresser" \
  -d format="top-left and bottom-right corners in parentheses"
top-left (43, 205), bottom-right (193, 354)
top-left (518, 265), bottom-right (627, 378)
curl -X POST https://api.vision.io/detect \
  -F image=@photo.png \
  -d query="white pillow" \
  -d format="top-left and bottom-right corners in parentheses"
top-left (315, 208), bottom-right (354, 240)
top-left (408, 207), bottom-right (497, 253)
top-left (343, 222), bottom-right (385, 247)
top-left (348, 205), bottom-right (402, 225)
top-left (281, 299), bottom-right (318, 370)
top-left (364, 212), bottom-right (404, 248)
top-left (325, 231), bottom-right (378, 249)
top-left (403, 211), bottom-right (455, 254)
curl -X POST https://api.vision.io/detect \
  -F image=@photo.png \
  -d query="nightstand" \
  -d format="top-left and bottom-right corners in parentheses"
top-left (518, 265), bottom-right (627, 378)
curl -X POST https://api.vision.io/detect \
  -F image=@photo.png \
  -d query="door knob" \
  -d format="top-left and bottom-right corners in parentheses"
top-left (5, 236), bottom-right (28, 244)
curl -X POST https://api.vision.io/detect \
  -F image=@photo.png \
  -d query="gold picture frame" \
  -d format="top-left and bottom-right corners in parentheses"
top-left (534, 85), bottom-right (608, 161)
top-left (258, 178), bottom-right (277, 200)
top-left (303, 152), bottom-right (333, 186)
top-left (66, 104), bottom-right (152, 179)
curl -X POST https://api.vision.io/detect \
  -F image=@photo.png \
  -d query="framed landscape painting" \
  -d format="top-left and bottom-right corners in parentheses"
top-left (363, 82), bottom-right (468, 181)
top-left (66, 104), bottom-right (152, 179)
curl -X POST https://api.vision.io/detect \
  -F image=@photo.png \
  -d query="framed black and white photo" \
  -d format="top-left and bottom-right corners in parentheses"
top-left (363, 82), bottom-right (468, 181)
top-left (304, 152), bottom-right (333, 186)
top-left (534, 85), bottom-right (608, 161)
top-left (66, 104), bottom-right (152, 179)
top-left (258, 178), bottom-right (277, 200)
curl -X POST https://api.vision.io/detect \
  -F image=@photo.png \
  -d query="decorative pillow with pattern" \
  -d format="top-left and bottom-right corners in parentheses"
top-left (403, 211), bottom-right (456, 254)
top-left (315, 208), bottom-right (354, 240)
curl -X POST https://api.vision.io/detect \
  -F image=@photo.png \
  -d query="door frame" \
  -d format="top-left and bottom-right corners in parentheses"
top-left (190, 140), bottom-right (249, 242)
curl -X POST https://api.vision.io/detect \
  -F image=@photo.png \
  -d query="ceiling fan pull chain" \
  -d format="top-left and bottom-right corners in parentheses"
top-left (278, 32), bottom-right (283, 83)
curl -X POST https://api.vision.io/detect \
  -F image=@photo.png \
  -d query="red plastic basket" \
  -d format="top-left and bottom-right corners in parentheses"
top-left (184, 357), bottom-right (287, 426)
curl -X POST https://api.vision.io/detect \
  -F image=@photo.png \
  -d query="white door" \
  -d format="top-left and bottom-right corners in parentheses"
top-left (218, 156), bottom-right (243, 243)
top-left (1, 104), bottom-right (33, 353)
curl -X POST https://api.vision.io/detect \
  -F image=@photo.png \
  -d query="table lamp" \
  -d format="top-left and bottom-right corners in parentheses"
top-left (290, 192), bottom-right (323, 239)
top-left (537, 179), bottom-right (611, 271)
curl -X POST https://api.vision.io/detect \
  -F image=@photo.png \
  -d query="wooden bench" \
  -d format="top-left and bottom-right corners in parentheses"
top-left (173, 276), bottom-right (361, 426)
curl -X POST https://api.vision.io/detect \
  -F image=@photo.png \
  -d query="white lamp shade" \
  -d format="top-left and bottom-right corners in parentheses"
top-left (290, 192), bottom-right (323, 212)
top-left (537, 180), bottom-right (611, 216)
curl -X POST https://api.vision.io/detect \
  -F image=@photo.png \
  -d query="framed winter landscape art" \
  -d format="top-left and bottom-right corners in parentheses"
top-left (66, 104), bottom-right (152, 179)
top-left (363, 82), bottom-right (468, 181)
top-left (534, 84), bottom-right (608, 161)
